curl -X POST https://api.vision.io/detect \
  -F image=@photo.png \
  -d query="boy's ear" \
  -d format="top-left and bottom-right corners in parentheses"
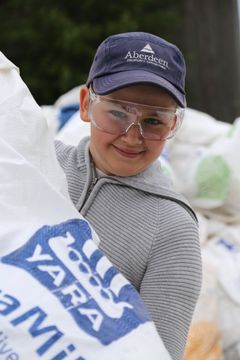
top-left (80, 86), bottom-right (90, 122)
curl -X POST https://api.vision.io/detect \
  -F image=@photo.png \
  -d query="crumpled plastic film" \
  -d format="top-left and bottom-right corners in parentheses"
top-left (0, 51), bottom-right (171, 360)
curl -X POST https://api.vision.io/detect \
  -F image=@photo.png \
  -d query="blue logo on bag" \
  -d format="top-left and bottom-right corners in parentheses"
top-left (2, 219), bottom-right (150, 344)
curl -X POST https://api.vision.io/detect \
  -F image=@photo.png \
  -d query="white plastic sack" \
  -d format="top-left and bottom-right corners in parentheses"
top-left (0, 52), bottom-right (171, 360)
top-left (197, 226), bottom-right (240, 358)
top-left (169, 109), bottom-right (240, 223)
top-left (56, 110), bottom-right (90, 146)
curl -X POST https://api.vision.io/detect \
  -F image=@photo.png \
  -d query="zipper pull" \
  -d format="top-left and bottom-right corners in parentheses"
top-left (92, 176), bottom-right (98, 187)
top-left (88, 176), bottom-right (98, 193)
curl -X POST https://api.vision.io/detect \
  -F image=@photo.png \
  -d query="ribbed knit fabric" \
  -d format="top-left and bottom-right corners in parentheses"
top-left (55, 137), bottom-right (202, 360)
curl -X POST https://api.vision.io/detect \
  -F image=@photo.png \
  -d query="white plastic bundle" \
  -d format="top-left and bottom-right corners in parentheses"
top-left (169, 108), bottom-right (240, 223)
top-left (0, 52), bottom-right (171, 360)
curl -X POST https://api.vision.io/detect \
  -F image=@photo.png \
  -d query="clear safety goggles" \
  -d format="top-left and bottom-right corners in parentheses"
top-left (88, 88), bottom-right (184, 141)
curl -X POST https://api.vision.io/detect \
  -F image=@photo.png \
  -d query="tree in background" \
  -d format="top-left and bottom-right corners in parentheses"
top-left (182, 0), bottom-right (240, 123)
top-left (0, 0), bottom-right (183, 105)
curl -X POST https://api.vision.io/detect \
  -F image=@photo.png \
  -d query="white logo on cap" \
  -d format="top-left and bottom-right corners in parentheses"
top-left (141, 43), bottom-right (155, 54)
top-left (124, 44), bottom-right (168, 70)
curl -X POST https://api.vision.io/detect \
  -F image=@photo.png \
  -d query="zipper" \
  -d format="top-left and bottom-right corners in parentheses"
top-left (88, 175), bottom-right (98, 194)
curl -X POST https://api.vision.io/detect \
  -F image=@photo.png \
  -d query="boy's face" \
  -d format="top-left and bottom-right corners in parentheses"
top-left (80, 84), bottom-right (177, 177)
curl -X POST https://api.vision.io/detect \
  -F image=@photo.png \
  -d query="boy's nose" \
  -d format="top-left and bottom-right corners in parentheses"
top-left (121, 123), bottom-right (143, 144)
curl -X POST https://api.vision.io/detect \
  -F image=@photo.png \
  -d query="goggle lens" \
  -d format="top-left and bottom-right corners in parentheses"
top-left (88, 90), bottom-right (184, 140)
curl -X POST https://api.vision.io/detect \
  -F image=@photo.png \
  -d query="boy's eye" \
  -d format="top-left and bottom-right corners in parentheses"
top-left (109, 110), bottom-right (128, 119)
top-left (143, 117), bottom-right (163, 126)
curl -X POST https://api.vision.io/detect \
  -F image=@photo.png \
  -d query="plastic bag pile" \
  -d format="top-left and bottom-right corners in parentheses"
top-left (47, 87), bottom-right (240, 360)
top-left (169, 109), bottom-right (240, 360)
top-left (0, 52), bottom-right (171, 360)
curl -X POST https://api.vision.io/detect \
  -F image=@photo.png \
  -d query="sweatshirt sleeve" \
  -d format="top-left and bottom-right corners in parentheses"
top-left (139, 199), bottom-right (202, 360)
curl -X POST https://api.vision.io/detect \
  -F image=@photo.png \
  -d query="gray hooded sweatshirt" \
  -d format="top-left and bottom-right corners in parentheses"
top-left (55, 137), bottom-right (202, 360)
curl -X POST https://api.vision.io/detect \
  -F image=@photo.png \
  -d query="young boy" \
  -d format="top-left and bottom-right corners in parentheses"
top-left (55, 32), bottom-right (202, 360)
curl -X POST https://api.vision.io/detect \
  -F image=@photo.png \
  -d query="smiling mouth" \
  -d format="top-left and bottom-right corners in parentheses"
top-left (113, 145), bottom-right (143, 158)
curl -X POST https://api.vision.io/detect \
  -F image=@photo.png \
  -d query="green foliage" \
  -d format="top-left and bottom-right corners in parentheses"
top-left (0, 0), bottom-right (183, 104)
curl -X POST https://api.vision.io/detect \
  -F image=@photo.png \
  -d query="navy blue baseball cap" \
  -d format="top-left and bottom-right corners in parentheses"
top-left (86, 32), bottom-right (186, 107)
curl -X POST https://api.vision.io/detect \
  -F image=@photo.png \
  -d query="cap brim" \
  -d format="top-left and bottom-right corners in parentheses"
top-left (92, 70), bottom-right (186, 107)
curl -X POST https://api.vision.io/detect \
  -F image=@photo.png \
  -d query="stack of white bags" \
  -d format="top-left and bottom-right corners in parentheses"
top-left (168, 109), bottom-right (240, 360)
top-left (0, 52), bottom-right (171, 359)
